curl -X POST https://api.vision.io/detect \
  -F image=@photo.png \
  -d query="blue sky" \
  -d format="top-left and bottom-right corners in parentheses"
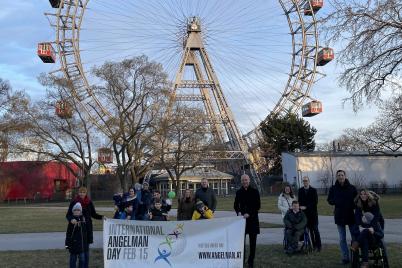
top-left (0, 1), bottom-right (378, 144)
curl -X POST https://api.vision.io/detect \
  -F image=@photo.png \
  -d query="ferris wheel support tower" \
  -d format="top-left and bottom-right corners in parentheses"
top-left (169, 17), bottom-right (261, 188)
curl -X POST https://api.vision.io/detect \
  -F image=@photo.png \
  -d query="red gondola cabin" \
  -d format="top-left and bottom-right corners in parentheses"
top-left (317, 48), bottom-right (334, 66)
top-left (49, 0), bottom-right (61, 8)
top-left (302, 101), bottom-right (322, 117)
top-left (55, 101), bottom-right (73, 119)
top-left (304, 0), bottom-right (324, 16)
top-left (38, 43), bottom-right (56, 63)
top-left (98, 148), bottom-right (113, 164)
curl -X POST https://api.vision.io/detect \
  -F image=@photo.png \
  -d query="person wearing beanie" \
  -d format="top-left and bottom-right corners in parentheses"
top-left (351, 212), bottom-right (384, 268)
top-left (65, 202), bottom-right (89, 268)
top-left (192, 200), bottom-right (213, 220)
top-left (66, 186), bottom-right (103, 268)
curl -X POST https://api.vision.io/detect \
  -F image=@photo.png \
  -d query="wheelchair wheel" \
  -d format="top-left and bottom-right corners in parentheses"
top-left (301, 228), bottom-right (313, 254)
top-left (350, 249), bottom-right (360, 268)
top-left (372, 248), bottom-right (389, 268)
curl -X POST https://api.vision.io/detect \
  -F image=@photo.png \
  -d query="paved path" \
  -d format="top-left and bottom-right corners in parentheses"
top-left (1, 208), bottom-right (402, 251)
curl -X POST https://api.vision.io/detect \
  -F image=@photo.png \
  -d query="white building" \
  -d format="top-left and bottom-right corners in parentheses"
top-left (282, 151), bottom-right (402, 192)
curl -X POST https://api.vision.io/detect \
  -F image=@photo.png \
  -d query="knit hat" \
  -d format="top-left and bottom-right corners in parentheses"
top-left (362, 212), bottom-right (374, 224)
top-left (72, 202), bottom-right (82, 212)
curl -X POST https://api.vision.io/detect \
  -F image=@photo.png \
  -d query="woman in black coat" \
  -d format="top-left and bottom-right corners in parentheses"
top-left (234, 175), bottom-right (260, 268)
top-left (66, 187), bottom-right (103, 268)
top-left (177, 189), bottom-right (195, 220)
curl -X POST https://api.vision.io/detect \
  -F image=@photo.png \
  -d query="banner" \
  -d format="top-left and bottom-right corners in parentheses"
top-left (103, 216), bottom-right (246, 268)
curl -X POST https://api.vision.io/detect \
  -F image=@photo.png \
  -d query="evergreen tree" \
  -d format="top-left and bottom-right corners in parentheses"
top-left (260, 113), bottom-right (316, 174)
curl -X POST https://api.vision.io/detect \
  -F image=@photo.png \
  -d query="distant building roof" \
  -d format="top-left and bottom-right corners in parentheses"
top-left (155, 167), bottom-right (233, 182)
top-left (283, 150), bottom-right (402, 158)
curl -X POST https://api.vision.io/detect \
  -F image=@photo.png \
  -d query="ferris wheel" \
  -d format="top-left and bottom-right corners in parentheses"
top-left (38, 0), bottom-right (333, 168)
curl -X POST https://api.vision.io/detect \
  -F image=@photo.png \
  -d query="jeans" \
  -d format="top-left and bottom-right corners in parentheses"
top-left (357, 229), bottom-right (375, 262)
top-left (69, 252), bottom-right (87, 268)
top-left (337, 224), bottom-right (359, 261)
top-left (307, 224), bottom-right (322, 249)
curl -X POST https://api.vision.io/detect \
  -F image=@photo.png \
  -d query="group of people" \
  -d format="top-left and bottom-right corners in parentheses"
top-left (64, 178), bottom-right (220, 268)
top-left (279, 170), bottom-right (386, 268)
top-left (64, 170), bottom-right (386, 268)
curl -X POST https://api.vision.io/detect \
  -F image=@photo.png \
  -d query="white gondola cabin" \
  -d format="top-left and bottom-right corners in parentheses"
top-left (49, 0), bottom-right (61, 8)
top-left (38, 43), bottom-right (56, 63)
top-left (304, 0), bottom-right (324, 16)
top-left (302, 101), bottom-right (322, 117)
top-left (317, 48), bottom-right (334, 66)
top-left (55, 101), bottom-right (73, 119)
top-left (98, 148), bottom-right (113, 164)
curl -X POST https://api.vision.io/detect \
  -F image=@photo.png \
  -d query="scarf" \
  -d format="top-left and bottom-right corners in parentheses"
top-left (74, 195), bottom-right (91, 209)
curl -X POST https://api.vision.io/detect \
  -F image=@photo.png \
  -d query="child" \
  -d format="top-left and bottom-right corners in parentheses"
top-left (65, 202), bottom-right (89, 268)
top-left (149, 199), bottom-right (168, 221)
top-left (116, 204), bottom-right (134, 220)
top-left (192, 200), bottom-right (214, 220)
top-left (112, 188), bottom-right (125, 219)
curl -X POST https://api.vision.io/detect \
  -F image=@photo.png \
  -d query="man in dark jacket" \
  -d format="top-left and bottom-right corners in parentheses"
top-left (138, 182), bottom-right (153, 220)
top-left (298, 176), bottom-right (321, 251)
top-left (195, 178), bottom-right (217, 212)
top-left (327, 170), bottom-right (359, 265)
top-left (284, 200), bottom-right (307, 254)
top-left (234, 174), bottom-right (260, 268)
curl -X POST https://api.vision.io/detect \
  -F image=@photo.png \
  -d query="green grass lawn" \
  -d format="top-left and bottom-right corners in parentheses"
top-left (1, 194), bottom-right (401, 233)
top-left (0, 207), bottom-right (280, 234)
top-left (3, 194), bottom-right (402, 218)
top-left (1, 244), bottom-right (400, 268)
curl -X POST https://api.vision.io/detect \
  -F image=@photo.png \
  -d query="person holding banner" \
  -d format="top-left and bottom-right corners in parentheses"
top-left (66, 187), bottom-right (103, 268)
top-left (234, 174), bottom-right (261, 268)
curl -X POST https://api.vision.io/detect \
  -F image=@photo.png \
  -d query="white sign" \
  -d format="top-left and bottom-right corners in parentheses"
top-left (103, 217), bottom-right (246, 268)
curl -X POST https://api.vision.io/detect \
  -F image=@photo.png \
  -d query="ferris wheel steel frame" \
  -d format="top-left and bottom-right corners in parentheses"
top-left (45, 0), bottom-right (323, 152)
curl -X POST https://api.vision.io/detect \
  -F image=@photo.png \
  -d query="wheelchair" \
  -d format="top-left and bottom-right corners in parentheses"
top-left (350, 239), bottom-right (389, 268)
top-left (283, 226), bottom-right (313, 254)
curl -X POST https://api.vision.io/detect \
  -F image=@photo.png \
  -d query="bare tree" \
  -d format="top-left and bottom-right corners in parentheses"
top-left (323, 0), bottom-right (402, 108)
top-left (7, 74), bottom-right (100, 193)
top-left (342, 95), bottom-right (402, 152)
top-left (156, 105), bottom-right (211, 197)
top-left (92, 55), bottom-right (170, 191)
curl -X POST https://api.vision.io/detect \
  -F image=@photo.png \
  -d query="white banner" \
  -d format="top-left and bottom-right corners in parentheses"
top-left (103, 216), bottom-right (246, 268)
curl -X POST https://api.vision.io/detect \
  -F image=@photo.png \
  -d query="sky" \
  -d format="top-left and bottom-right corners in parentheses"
top-left (0, 0), bottom-right (378, 145)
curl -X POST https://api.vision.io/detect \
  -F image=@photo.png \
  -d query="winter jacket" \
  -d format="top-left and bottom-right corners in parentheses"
top-left (192, 207), bottom-right (214, 220)
top-left (138, 189), bottom-right (153, 215)
top-left (150, 208), bottom-right (168, 221)
top-left (195, 187), bottom-right (217, 212)
top-left (66, 198), bottom-right (103, 244)
top-left (65, 215), bottom-right (89, 254)
top-left (284, 210), bottom-right (307, 231)
top-left (177, 197), bottom-right (195, 220)
top-left (151, 197), bottom-right (172, 212)
top-left (327, 179), bottom-right (357, 225)
top-left (234, 186), bottom-right (261, 234)
top-left (298, 186), bottom-right (319, 226)
top-left (278, 193), bottom-right (295, 218)
top-left (355, 191), bottom-right (384, 229)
